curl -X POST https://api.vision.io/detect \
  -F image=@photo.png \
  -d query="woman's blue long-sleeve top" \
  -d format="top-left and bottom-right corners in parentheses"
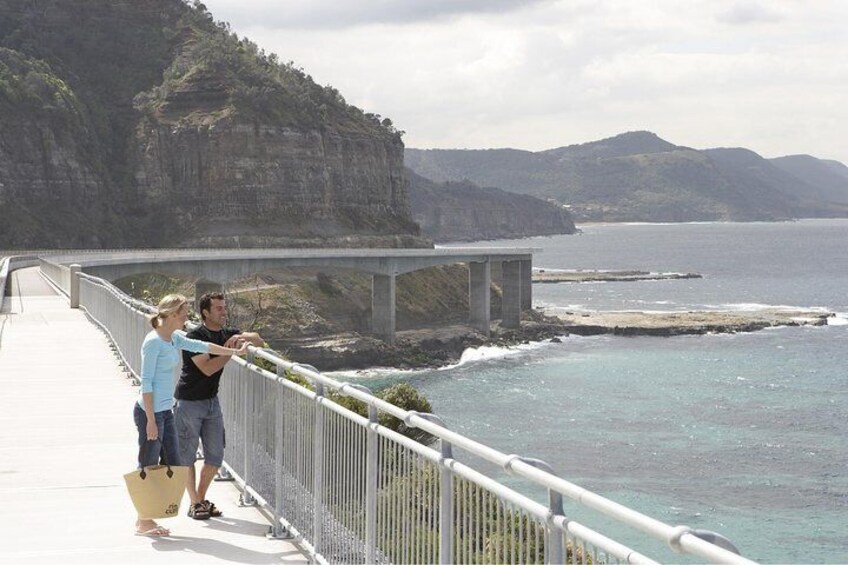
top-left (138, 330), bottom-right (211, 412)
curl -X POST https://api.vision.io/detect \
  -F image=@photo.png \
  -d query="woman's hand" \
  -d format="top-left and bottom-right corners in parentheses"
top-left (146, 419), bottom-right (159, 441)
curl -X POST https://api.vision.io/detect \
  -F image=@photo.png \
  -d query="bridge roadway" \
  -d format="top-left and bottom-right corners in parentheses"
top-left (0, 267), bottom-right (307, 564)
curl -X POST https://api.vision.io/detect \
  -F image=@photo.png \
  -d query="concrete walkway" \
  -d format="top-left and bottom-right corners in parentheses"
top-left (0, 268), bottom-right (307, 564)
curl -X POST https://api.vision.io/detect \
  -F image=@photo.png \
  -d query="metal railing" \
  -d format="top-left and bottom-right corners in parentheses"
top-left (47, 265), bottom-right (754, 565)
top-left (1, 255), bottom-right (41, 342)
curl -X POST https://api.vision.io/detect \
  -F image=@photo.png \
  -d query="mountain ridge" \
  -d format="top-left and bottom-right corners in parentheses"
top-left (405, 131), bottom-right (848, 222)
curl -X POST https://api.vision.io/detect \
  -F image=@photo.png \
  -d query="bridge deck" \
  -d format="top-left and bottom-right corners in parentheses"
top-left (0, 267), bottom-right (307, 564)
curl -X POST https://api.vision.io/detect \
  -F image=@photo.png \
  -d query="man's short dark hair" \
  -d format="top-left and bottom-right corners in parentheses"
top-left (198, 292), bottom-right (225, 321)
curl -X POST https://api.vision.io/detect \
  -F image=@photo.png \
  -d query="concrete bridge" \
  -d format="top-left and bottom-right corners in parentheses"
top-left (39, 247), bottom-right (535, 343)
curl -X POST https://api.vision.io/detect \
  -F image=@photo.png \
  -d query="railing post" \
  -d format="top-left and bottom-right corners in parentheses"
top-left (267, 364), bottom-right (293, 539)
top-left (366, 402), bottom-right (378, 563)
top-left (313, 381), bottom-right (325, 555)
top-left (508, 456), bottom-right (563, 565)
top-left (69, 264), bottom-right (80, 309)
top-left (407, 413), bottom-right (453, 565)
top-left (240, 352), bottom-right (257, 506)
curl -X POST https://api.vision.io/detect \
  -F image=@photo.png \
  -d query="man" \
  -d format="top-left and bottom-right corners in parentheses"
top-left (174, 291), bottom-right (264, 520)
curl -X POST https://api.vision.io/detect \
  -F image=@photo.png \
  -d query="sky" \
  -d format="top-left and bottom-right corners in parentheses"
top-left (198, 0), bottom-right (848, 163)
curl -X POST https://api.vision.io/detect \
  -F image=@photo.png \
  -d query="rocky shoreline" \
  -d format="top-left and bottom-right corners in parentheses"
top-left (544, 307), bottom-right (833, 336)
top-left (273, 314), bottom-right (567, 371)
top-left (533, 269), bottom-right (702, 283)
top-left (272, 308), bottom-right (834, 371)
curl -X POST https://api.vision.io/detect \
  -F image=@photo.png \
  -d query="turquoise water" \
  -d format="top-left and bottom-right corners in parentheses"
top-left (351, 220), bottom-right (848, 563)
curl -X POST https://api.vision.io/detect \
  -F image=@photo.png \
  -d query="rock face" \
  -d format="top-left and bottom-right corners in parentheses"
top-left (407, 169), bottom-right (577, 241)
top-left (135, 122), bottom-right (417, 246)
top-left (0, 0), bottom-right (422, 248)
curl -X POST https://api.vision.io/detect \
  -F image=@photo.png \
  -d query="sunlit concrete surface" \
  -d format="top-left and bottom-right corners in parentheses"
top-left (0, 268), bottom-right (307, 564)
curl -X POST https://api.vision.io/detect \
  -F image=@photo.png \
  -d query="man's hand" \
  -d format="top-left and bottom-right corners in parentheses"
top-left (222, 334), bottom-right (241, 351)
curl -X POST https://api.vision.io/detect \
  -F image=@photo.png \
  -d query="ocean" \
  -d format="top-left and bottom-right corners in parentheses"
top-left (345, 219), bottom-right (848, 563)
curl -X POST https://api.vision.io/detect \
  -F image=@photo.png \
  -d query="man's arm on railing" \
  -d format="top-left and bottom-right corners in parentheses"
top-left (190, 352), bottom-right (232, 377)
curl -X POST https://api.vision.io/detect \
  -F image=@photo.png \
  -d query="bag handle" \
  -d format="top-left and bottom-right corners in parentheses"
top-left (138, 439), bottom-right (175, 480)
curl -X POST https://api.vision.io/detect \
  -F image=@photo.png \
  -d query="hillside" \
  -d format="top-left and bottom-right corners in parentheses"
top-left (406, 169), bottom-right (577, 241)
top-left (406, 131), bottom-right (848, 222)
top-left (769, 155), bottom-right (848, 204)
top-left (0, 0), bottom-right (421, 248)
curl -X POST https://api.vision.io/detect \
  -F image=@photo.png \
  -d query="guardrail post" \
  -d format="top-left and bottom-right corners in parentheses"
top-left (313, 381), bottom-right (325, 555)
top-left (365, 401), bottom-right (378, 563)
top-left (240, 352), bottom-right (257, 506)
top-left (268, 364), bottom-right (293, 539)
top-left (69, 264), bottom-right (81, 308)
top-left (509, 457), bottom-right (563, 564)
top-left (408, 413), bottom-right (453, 565)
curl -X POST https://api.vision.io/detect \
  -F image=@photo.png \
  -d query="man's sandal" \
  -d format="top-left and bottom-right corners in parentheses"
top-left (203, 499), bottom-right (223, 517)
top-left (188, 501), bottom-right (211, 520)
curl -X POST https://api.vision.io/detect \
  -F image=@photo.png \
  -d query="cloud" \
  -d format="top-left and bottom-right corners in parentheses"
top-left (716, 2), bottom-right (784, 25)
top-left (200, 0), bottom-right (553, 30)
top-left (198, 0), bottom-right (848, 163)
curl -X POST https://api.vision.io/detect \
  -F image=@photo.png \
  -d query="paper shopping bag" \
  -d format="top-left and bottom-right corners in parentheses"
top-left (123, 463), bottom-right (188, 520)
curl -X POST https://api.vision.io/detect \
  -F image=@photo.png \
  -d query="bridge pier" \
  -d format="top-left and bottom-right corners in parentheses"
top-left (501, 260), bottom-right (522, 328)
top-left (520, 258), bottom-right (532, 311)
top-left (371, 274), bottom-right (396, 344)
top-left (468, 261), bottom-right (491, 335)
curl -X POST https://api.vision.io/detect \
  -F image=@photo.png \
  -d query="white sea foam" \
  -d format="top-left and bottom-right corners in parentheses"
top-left (326, 336), bottom-right (570, 378)
top-left (439, 337), bottom-right (568, 370)
top-left (828, 313), bottom-right (848, 326)
top-left (704, 302), bottom-right (831, 313)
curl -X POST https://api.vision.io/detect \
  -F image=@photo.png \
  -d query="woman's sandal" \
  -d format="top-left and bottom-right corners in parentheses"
top-left (135, 525), bottom-right (170, 537)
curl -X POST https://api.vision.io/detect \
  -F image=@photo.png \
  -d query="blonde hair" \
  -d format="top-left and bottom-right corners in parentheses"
top-left (149, 294), bottom-right (188, 329)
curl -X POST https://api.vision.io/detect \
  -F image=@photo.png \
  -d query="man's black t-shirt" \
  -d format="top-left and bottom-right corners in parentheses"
top-left (175, 325), bottom-right (240, 401)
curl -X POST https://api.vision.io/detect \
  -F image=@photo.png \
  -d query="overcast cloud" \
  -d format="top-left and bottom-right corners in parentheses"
top-left (200, 0), bottom-right (848, 163)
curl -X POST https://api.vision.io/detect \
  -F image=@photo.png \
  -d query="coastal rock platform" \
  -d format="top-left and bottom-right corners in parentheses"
top-left (533, 269), bottom-right (702, 283)
top-left (544, 307), bottom-right (832, 336)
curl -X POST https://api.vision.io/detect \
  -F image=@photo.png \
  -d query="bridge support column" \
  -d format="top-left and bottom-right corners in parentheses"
top-left (371, 274), bottom-right (396, 344)
top-left (520, 258), bottom-right (532, 310)
top-left (194, 279), bottom-right (223, 315)
top-left (468, 261), bottom-right (490, 335)
top-left (501, 260), bottom-right (521, 329)
top-left (69, 264), bottom-right (81, 309)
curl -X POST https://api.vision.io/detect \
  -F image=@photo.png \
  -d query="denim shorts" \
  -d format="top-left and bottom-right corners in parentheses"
top-left (133, 403), bottom-right (180, 468)
top-left (174, 397), bottom-right (226, 467)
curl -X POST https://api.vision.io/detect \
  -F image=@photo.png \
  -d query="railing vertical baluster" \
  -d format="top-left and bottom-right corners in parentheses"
top-left (366, 401), bottom-right (378, 564)
top-left (240, 353), bottom-right (256, 506)
top-left (312, 382), bottom-right (325, 555)
top-left (436, 429), bottom-right (454, 564)
top-left (268, 365), bottom-right (291, 539)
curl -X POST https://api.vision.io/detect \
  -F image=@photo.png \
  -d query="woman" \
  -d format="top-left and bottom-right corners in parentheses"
top-left (133, 294), bottom-right (248, 537)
